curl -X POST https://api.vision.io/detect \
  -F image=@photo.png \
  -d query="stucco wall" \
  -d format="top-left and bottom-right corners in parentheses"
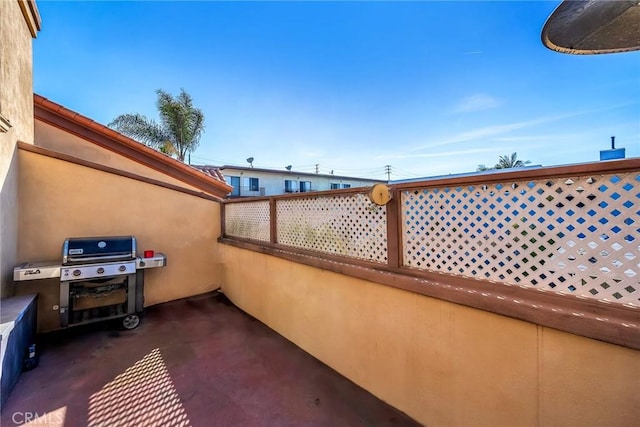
top-left (0, 0), bottom-right (37, 298)
top-left (35, 120), bottom-right (202, 191)
top-left (17, 149), bottom-right (223, 332)
top-left (0, 150), bottom-right (19, 300)
top-left (220, 244), bottom-right (640, 427)
top-left (0, 1), bottom-right (35, 144)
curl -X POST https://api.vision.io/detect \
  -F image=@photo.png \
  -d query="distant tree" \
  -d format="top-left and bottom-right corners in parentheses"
top-left (495, 152), bottom-right (531, 169)
top-left (109, 89), bottom-right (204, 162)
top-left (477, 152), bottom-right (531, 171)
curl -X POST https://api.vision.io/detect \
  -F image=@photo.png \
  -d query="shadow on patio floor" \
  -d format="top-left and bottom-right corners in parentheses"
top-left (1, 292), bottom-right (420, 426)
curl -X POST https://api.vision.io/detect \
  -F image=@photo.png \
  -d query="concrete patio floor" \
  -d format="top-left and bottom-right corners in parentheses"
top-left (1, 292), bottom-right (419, 426)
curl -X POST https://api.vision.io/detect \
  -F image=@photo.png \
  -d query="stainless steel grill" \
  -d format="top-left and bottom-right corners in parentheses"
top-left (63, 235), bottom-right (136, 265)
top-left (14, 236), bottom-right (166, 330)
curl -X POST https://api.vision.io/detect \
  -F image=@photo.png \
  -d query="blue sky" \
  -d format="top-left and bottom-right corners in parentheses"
top-left (34, 1), bottom-right (639, 180)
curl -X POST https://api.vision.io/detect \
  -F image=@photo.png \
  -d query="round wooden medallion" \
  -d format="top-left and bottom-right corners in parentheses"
top-left (368, 183), bottom-right (392, 206)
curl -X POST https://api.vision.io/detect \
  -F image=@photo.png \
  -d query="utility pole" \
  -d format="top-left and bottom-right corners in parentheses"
top-left (315, 164), bottom-right (319, 174)
top-left (385, 165), bottom-right (391, 181)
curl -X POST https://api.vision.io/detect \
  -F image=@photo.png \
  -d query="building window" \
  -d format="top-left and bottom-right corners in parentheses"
top-left (342, 184), bottom-right (351, 189)
top-left (249, 177), bottom-right (259, 192)
top-left (300, 181), bottom-right (311, 192)
top-left (229, 176), bottom-right (241, 197)
top-left (330, 183), bottom-right (340, 189)
top-left (285, 180), bottom-right (296, 193)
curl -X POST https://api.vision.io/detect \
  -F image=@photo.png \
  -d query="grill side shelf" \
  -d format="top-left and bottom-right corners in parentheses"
top-left (13, 262), bottom-right (61, 281)
top-left (136, 253), bottom-right (167, 269)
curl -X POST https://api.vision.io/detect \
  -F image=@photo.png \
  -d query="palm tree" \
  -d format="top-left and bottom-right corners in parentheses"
top-left (477, 152), bottom-right (531, 171)
top-left (495, 152), bottom-right (531, 169)
top-left (109, 89), bottom-right (204, 162)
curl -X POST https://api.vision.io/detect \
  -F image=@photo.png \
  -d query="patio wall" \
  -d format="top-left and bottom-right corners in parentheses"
top-left (220, 244), bottom-right (639, 427)
top-left (221, 161), bottom-right (640, 348)
top-left (219, 159), bottom-right (640, 426)
top-left (0, 0), bottom-right (39, 299)
top-left (15, 147), bottom-right (224, 332)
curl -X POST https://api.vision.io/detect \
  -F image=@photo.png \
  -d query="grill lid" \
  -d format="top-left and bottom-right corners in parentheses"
top-left (62, 236), bottom-right (137, 265)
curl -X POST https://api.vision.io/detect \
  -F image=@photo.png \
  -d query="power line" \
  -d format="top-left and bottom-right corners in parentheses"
top-left (392, 166), bottom-right (425, 178)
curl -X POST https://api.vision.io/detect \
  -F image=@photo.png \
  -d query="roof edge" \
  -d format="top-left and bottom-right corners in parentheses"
top-left (18, 141), bottom-right (222, 202)
top-left (211, 165), bottom-right (386, 182)
top-left (18, 0), bottom-right (41, 38)
top-left (33, 94), bottom-right (232, 198)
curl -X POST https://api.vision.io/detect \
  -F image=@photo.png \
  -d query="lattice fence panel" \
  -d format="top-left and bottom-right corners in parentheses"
top-left (225, 201), bottom-right (270, 242)
top-left (402, 172), bottom-right (640, 307)
top-left (277, 195), bottom-right (388, 263)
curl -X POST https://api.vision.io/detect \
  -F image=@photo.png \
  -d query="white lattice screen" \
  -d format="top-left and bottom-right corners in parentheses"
top-left (402, 172), bottom-right (640, 307)
top-left (276, 195), bottom-right (388, 263)
top-left (225, 201), bottom-right (270, 242)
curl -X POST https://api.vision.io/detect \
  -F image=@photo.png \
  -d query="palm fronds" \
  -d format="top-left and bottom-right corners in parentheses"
top-left (477, 152), bottom-right (532, 171)
top-left (108, 89), bottom-right (205, 162)
top-left (108, 114), bottom-right (169, 149)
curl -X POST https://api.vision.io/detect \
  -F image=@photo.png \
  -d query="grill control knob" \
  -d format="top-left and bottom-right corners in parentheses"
top-left (72, 269), bottom-right (81, 277)
top-left (118, 265), bottom-right (127, 272)
top-left (97, 267), bottom-right (105, 274)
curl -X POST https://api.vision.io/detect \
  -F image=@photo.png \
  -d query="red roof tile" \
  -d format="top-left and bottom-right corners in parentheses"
top-left (33, 94), bottom-right (232, 199)
top-left (193, 165), bottom-right (226, 182)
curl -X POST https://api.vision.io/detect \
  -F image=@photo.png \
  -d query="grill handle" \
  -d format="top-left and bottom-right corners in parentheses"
top-left (64, 254), bottom-right (134, 264)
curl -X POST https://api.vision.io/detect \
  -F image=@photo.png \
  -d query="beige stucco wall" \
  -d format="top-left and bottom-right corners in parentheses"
top-left (0, 1), bottom-right (35, 144)
top-left (0, 0), bottom-right (37, 298)
top-left (16, 149), bottom-right (223, 332)
top-left (220, 244), bottom-right (640, 426)
top-left (35, 120), bottom-right (202, 192)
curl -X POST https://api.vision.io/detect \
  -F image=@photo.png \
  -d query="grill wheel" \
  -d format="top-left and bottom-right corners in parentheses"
top-left (122, 314), bottom-right (140, 330)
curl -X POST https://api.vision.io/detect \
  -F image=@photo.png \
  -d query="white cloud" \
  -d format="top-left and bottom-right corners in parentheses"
top-left (375, 147), bottom-right (497, 161)
top-left (451, 94), bottom-right (503, 113)
top-left (408, 110), bottom-right (603, 153)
